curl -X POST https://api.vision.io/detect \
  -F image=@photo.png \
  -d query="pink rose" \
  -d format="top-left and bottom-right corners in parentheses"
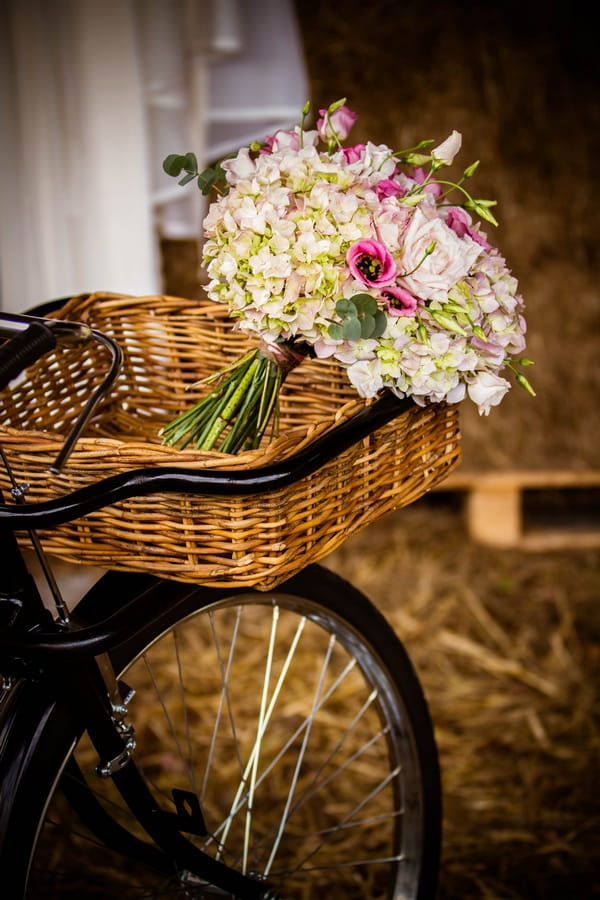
top-left (398, 208), bottom-right (482, 301)
top-left (317, 105), bottom-right (358, 143)
top-left (379, 286), bottom-right (418, 316)
top-left (346, 239), bottom-right (397, 287)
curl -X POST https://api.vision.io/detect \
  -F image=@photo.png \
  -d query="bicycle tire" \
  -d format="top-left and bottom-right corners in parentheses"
top-left (1, 563), bottom-right (441, 899)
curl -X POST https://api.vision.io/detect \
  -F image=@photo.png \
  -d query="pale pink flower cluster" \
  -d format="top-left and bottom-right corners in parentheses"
top-left (202, 104), bottom-right (528, 415)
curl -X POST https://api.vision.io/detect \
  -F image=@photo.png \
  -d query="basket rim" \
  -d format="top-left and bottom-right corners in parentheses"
top-left (3, 290), bottom-right (440, 472)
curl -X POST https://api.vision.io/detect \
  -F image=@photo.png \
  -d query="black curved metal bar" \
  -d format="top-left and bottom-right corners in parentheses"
top-left (0, 577), bottom-right (198, 659)
top-left (0, 312), bottom-right (124, 473)
top-left (0, 392), bottom-right (414, 530)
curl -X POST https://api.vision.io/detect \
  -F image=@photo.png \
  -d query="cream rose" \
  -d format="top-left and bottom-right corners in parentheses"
top-left (398, 208), bottom-right (482, 301)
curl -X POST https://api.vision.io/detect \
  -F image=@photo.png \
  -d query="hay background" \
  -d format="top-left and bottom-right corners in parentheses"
top-left (157, 3), bottom-right (600, 896)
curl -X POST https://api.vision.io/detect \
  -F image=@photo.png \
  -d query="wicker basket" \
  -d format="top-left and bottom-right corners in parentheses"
top-left (0, 292), bottom-right (461, 589)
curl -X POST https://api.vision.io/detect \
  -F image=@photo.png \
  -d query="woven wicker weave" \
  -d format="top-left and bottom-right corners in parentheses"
top-left (0, 292), bottom-right (461, 589)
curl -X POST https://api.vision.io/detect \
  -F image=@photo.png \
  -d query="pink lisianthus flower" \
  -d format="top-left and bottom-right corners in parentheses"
top-left (467, 371), bottom-right (511, 415)
top-left (341, 143), bottom-right (366, 164)
top-left (376, 178), bottom-right (406, 200)
top-left (347, 239), bottom-right (397, 287)
top-left (317, 104), bottom-right (358, 144)
top-left (412, 166), bottom-right (442, 198)
top-left (262, 128), bottom-right (302, 153)
top-left (445, 207), bottom-right (492, 250)
top-left (379, 285), bottom-right (419, 316)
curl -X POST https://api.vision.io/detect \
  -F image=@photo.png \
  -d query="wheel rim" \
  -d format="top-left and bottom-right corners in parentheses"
top-left (30, 591), bottom-right (427, 898)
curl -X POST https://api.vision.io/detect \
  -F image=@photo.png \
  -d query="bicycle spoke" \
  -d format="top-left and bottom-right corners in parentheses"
top-left (216, 605), bottom-right (307, 866)
top-left (272, 766), bottom-right (404, 877)
top-left (263, 632), bottom-right (336, 874)
top-left (280, 691), bottom-right (386, 813)
top-left (202, 606), bottom-right (244, 797)
top-left (173, 627), bottom-right (201, 801)
top-left (142, 651), bottom-right (194, 807)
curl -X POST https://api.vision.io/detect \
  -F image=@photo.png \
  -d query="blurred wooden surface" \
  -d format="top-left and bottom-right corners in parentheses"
top-left (436, 469), bottom-right (600, 549)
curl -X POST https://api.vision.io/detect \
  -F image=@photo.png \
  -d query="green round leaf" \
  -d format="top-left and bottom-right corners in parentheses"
top-left (342, 318), bottom-right (362, 341)
top-left (371, 310), bottom-right (388, 338)
top-left (163, 154), bottom-right (185, 176)
top-left (335, 298), bottom-right (357, 319)
top-left (360, 313), bottom-right (376, 338)
top-left (351, 293), bottom-right (378, 315)
top-left (182, 152), bottom-right (198, 172)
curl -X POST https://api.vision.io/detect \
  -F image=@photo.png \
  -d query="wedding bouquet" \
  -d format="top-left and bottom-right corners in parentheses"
top-left (160, 99), bottom-right (534, 453)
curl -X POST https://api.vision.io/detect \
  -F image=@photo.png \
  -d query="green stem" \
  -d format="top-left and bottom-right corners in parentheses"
top-left (218, 359), bottom-right (268, 453)
top-left (200, 356), bottom-right (262, 450)
top-left (159, 343), bottom-right (303, 454)
top-left (507, 360), bottom-right (536, 397)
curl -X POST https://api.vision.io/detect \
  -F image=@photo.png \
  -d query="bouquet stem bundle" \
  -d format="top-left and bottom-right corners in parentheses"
top-left (160, 340), bottom-right (309, 453)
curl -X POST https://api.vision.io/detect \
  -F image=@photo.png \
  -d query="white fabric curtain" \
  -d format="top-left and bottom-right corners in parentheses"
top-left (0, 0), bottom-right (159, 311)
top-left (0, 0), bottom-right (308, 313)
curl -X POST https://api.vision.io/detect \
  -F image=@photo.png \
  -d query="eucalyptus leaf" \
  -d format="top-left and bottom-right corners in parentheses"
top-left (182, 152), bottom-right (198, 173)
top-left (178, 171), bottom-right (197, 186)
top-left (328, 323), bottom-right (344, 341)
top-left (197, 167), bottom-right (223, 194)
top-left (360, 313), bottom-right (376, 338)
top-left (342, 318), bottom-right (362, 341)
top-left (351, 293), bottom-right (378, 316)
top-left (371, 311), bottom-right (388, 338)
top-left (335, 298), bottom-right (357, 319)
top-left (163, 154), bottom-right (185, 176)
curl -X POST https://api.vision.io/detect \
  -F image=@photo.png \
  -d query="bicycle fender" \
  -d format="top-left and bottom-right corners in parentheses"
top-left (0, 680), bottom-right (76, 846)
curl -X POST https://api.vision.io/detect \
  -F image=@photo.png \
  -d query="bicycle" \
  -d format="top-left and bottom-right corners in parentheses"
top-left (0, 297), bottom-right (457, 898)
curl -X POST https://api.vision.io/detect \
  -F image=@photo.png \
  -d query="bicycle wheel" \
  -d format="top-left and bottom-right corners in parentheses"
top-left (6, 563), bottom-right (441, 899)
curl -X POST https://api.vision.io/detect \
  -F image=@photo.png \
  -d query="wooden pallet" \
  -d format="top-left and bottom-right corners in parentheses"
top-left (433, 470), bottom-right (600, 550)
